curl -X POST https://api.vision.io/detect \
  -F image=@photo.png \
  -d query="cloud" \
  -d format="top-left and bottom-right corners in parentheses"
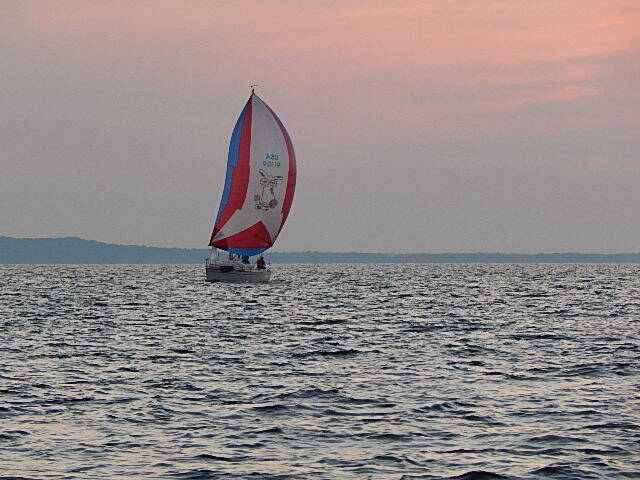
top-left (8, 1), bottom-right (638, 116)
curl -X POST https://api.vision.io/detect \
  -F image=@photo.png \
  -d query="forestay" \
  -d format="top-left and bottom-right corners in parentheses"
top-left (209, 93), bottom-right (296, 255)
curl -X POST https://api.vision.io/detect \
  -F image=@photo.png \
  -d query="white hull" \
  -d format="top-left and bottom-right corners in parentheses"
top-left (205, 265), bottom-right (271, 283)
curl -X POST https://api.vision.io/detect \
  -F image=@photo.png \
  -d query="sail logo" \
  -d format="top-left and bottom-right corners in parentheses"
top-left (254, 169), bottom-right (283, 211)
top-left (263, 153), bottom-right (280, 168)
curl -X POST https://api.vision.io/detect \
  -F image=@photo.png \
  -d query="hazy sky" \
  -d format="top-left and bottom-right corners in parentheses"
top-left (2, 1), bottom-right (639, 252)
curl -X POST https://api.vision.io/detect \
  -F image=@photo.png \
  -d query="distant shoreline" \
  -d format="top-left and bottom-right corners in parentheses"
top-left (1, 236), bottom-right (639, 264)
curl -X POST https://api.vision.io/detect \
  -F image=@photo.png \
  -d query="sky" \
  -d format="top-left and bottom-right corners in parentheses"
top-left (1, 0), bottom-right (639, 253)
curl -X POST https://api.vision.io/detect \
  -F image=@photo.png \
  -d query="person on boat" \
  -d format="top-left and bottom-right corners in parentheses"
top-left (241, 255), bottom-right (250, 264)
top-left (256, 256), bottom-right (266, 270)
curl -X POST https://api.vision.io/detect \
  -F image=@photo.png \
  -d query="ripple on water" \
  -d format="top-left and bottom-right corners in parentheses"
top-left (0, 263), bottom-right (639, 479)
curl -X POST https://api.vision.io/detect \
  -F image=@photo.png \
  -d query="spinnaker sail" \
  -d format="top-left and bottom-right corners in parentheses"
top-left (209, 92), bottom-right (296, 255)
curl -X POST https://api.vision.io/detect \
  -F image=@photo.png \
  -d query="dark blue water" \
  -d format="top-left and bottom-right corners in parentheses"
top-left (1, 264), bottom-right (638, 479)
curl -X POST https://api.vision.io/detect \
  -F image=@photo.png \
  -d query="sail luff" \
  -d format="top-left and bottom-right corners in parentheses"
top-left (209, 97), bottom-right (253, 245)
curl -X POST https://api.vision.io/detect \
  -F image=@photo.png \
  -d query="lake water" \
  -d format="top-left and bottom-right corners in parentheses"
top-left (1, 264), bottom-right (638, 479)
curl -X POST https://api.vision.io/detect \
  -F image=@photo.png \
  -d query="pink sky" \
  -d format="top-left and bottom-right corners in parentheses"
top-left (3, 1), bottom-right (639, 251)
top-left (10, 0), bottom-right (639, 124)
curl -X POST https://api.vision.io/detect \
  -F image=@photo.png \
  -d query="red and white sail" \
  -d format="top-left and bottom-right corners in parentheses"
top-left (209, 92), bottom-right (296, 255)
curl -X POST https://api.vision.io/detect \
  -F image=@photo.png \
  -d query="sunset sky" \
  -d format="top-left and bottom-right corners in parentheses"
top-left (2, 1), bottom-right (639, 252)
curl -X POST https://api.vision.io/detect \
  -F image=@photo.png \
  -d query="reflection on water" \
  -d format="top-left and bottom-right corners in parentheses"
top-left (1, 264), bottom-right (639, 479)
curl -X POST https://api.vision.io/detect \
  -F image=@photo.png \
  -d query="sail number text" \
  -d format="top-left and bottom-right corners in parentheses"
top-left (263, 153), bottom-right (281, 168)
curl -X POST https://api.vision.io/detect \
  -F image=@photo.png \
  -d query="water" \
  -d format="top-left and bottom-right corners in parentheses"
top-left (1, 264), bottom-right (638, 480)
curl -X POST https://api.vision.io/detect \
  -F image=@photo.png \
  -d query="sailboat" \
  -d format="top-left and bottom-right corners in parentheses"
top-left (205, 89), bottom-right (297, 282)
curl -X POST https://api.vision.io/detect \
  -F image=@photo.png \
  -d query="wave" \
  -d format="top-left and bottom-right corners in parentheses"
top-left (291, 348), bottom-right (363, 358)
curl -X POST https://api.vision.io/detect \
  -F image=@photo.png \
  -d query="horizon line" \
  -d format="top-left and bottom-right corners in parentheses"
top-left (2, 236), bottom-right (638, 256)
